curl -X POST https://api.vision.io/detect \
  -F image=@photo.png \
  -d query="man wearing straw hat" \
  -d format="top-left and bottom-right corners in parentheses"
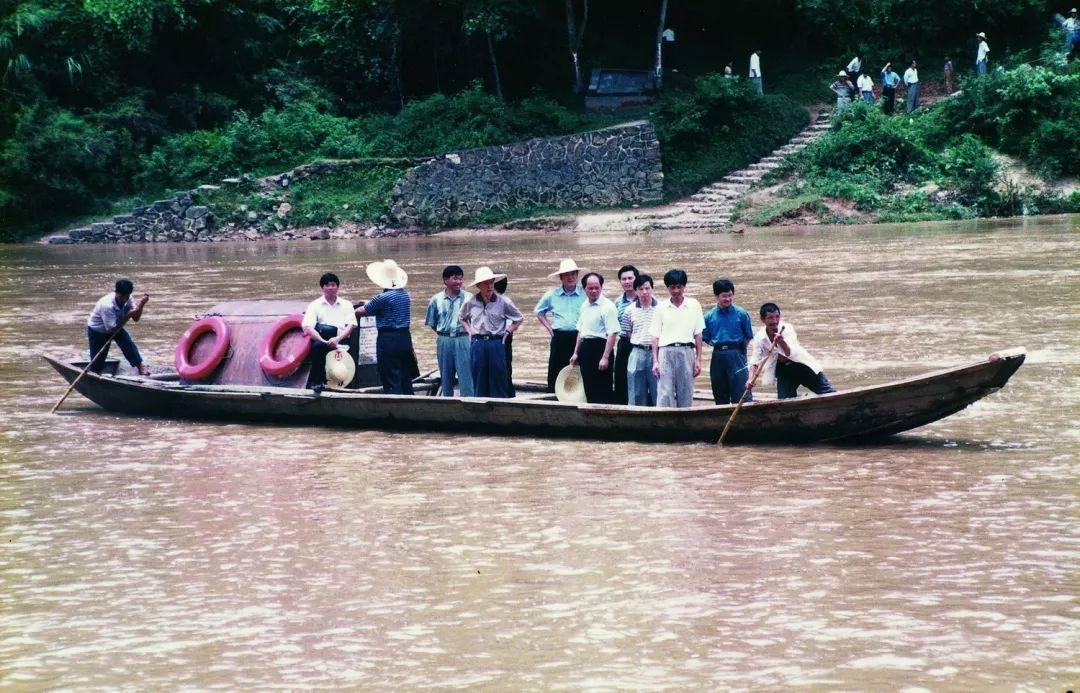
top-left (356, 259), bottom-right (418, 395)
top-left (424, 265), bottom-right (474, 397)
top-left (459, 266), bottom-right (523, 398)
top-left (535, 259), bottom-right (587, 393)
top-left (975, 32), bottom-right (990, 77)
top-left (302, 271), bottom-right (358, 392)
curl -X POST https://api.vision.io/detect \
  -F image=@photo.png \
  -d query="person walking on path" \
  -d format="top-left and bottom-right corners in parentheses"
top-left (830, 71), bottom-right (856, 113)
top-left (568, 272), bottom-right (620, 404)
top-left (880, 62), bottom-right (900, 114)
top-left (424, 264), bottom-right (474, 397)
top-left (86, 278), bottom-right (150, 375)
top-left (903, 60), bottom-right (920, 113)
top-left (944, 55), bottom-right (955, 94)
top-left (749, 50), bottom-right (763, 94)
top-left (1055, 8), bottom-right (1080, 58)
top-left (649, 269), bottom-right (704, 409)
top-left (535, 259), bottom-right (587, 393)
top-left (356, 259), bottom-right (417, 395)
top-left (458, 267), bottom-right (523, 398)
top-left (857, 71), bottom-right (875, 104)
top-left (976, 33), bottom-right (990, 77)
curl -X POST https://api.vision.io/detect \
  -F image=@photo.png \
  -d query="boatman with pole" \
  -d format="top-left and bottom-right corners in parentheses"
top-left (746, 302), bottom-right (836, 399)
top-left (535, 259), bottom-right (587, 393)
top-left (86, 278), bottom-right (150, 375)
top-left (356, 259), bottom-right (418, 395)
top-left (459, 266), bottom-right (523, 398)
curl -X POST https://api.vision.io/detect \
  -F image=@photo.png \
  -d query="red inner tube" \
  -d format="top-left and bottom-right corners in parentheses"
top-left (258, 313), bottom-right (311, 377)
top-left (174, 316), bottom-right (231, 381)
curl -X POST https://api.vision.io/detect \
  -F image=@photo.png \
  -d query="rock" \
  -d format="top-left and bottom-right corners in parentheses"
top-left (47, 236), bottom-right (74, 244)
top-left (185, 205), bottom-right (209, 219)
top-left (309, 227), bottom-right (330, 240)
top-left (247, 211), bottom-right (259, 222)
top-left (197, 184), bottom-right (221, 193)
top-left (221, 177), bottom-right (242, 185)
top-left (244, 229), bottom-right (261, 241)
top-left (276, 203), bottom-right (292, 218)
top-left (112, 215), bottom-right (136, 224)
top-left (151, 200), bottom-right (173, 213)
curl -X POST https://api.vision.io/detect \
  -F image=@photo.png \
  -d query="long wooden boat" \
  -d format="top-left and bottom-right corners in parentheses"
top-left (45, 348), bottom-right (1025, 444)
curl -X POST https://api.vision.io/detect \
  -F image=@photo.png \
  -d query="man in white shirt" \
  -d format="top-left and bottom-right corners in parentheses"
top-left (749, 50), bottom-right (763, 95)
top-left (846, 55), bottom-right (862, 76)
top-left (903, 60), bottom-right (920, 113)
top-left (857, 72), bottom-right (875, 104)
top-left (976, 33), bottom-right (990, 77)
top-left (569, 272), bottom-right (620, 403)
top-left (86, 278), bottom-right (150, 375)
top-left (747, 303), bottom-right (835, 399)
top-left (302, 271), bottom-right (358, 391)
top-left (649, 269), bottom-right (705, 408)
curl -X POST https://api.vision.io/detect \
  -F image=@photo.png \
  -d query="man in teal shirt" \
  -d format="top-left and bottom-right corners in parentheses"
top-left (702, 278), bottom-right (754, 404)
top-left (535, 259), bottom-right (587, 392)
top-left (424, 264), bottom-right (473, 397)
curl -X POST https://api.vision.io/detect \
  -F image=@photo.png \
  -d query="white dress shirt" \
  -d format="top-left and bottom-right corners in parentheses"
top-left (904, 67), bottom-right (919, 85)
top-left (846, 57), bottom-right (861, 74)
top-left (649, 297), bottom-right (705, 346)
top-left (977, 41), bottom-right (990, 62)
top-left (302, 295), bottom-right (357, 330)
top-left (857, 74), bottom-right (874, 92)
top-left (576, 295), bottom-right (619, 339)
top-left (749, 321), bottom-right (823, 385)
top-left (749, 53), bottom-right (761, 78)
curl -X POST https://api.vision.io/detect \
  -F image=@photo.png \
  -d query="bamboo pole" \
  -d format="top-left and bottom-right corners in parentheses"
top-left (51, 329), bottom-right (122, 413)
top-left (718, 326), bottom-right (785, 445)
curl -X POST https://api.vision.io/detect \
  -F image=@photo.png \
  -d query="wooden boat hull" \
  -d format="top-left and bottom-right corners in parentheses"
top-left (44, 350), bottom-right (1025, 444)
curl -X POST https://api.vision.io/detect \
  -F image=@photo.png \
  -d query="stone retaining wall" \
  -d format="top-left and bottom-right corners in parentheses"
top-left (389, 120), bottom-right (663, 226)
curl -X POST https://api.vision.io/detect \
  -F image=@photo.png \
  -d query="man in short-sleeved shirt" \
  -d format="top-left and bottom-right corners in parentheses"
top-left (649, 269), bottom-right (705, 408)
top-left (459, 267), bottom-right (523, 398)
top-left (535, 259), bottom-right (587, 392)
top-left (569, 272), bottom-right (620, 404)
top-left (86, 278), bottom-right (149, 375)
top-left (356, 260), bottom-right (416, 395)
top-left (302, 271), bottom-right (358, 390)
top-left (425, 265), bottom-right (473, 397)
top-left (611, 264), bottom-right (639, 404)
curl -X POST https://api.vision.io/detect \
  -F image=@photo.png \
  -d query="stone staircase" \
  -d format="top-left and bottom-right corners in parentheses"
top-left (575, 110), bottom-right (832, 233)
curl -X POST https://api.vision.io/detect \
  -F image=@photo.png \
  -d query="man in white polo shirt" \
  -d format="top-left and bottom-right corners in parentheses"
top-left (649, 269), bottom-right (705, 408)
top-left (569, 272), bottom-right (620, 403)
top-left (302, 271), bottom-right (358, 392)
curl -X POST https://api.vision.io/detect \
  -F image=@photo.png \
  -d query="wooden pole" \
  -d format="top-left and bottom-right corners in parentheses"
top-left (718, 326), bottom-right (785, 445)
top-left (51, 329), bottom-right (122, 414)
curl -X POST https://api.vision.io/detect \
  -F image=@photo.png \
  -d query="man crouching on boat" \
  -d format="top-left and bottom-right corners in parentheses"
top-left (302, 272), bottom-right (357, 393)
top-left (86, 278), bottom-right (150, 375)
top-left (459, 266), bottom-right (523, 398)
top-left (747, 303), bottom-right (836, 399)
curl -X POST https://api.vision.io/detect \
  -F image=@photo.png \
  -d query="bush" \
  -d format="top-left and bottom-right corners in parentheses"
top-left (939, 134), bottom-right (999, 211)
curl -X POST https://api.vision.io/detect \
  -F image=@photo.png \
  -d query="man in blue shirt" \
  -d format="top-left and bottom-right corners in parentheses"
top-left (880, 62), bottom-right (900, 114)
top-left (702, 278), bottom-right (754, 404)
top-left (612, 264), bottom-right (639, 405)
top-left (424, 265), bottom-right (473, 397)
top-left (356, 259), bottom-right (417, 395)
top-left (535, 259), bottom-right (587, 392)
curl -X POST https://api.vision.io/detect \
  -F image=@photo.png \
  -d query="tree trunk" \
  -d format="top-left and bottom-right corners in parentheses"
top-left (486, 30), bottom-right (503, 99)
top-left (654, 0), bottom-right (669, 88)
top-left (391, 28), bottom-right (405, 108)
top-left (565, 0), bottom-right (589, 93)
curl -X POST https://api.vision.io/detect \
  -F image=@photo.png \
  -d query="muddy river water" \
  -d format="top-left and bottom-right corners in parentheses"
top-left (1, 216), bottom-right (1077, 689)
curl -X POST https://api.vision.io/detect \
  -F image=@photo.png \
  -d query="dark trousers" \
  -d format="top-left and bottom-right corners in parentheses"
top-left (710, 348), bottom-right (749, 404)
top-left (306, 324), bottom-right (360, 388)
top-left (471, 337), bottom-right (511, 398)
top-left (613, 335), bottom-right (631, 405)
top-left (578, 337), bottom-right (613, 404)
top-left (882, 86), bottom-right (896, 114)
top-left (776, 360), bottom-right (836, 399)
top-left (503, 332), bottom-right (516, 397)
top-left (87, 326), bottom-right (142, 373)
top-left (547, 330), bottom-right (578, 392)
top-left (376, 330), bottom-right (416, 395)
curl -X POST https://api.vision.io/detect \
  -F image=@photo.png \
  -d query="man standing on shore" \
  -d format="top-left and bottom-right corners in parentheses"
top-left (86, 278), bottom-right (150, 375)
top-left (880, 63), bottom-right (900, 114)
top-left (569, 272), bottom-right (619, 404)
top-left (904, 60), bottom-right (920, 112)
top-left (612, 264), bottom-right (639, 404)
top-left (535, 259), bottom-right (587, 392)
top-left (425, 265), bottom-right (473, 397)
top-left (944, 55), bottom-right (955, 94)
top-left (749, 50), bottom-right (763, 95)
top-left (976, 33), bottom-right (990, 77)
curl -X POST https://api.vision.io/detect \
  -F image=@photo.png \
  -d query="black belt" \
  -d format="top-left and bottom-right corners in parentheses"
top-left (582, 336), bottom-right (606, 342)
top-left (631, 343), bottom-right (652, 350)
top-left (712, 342), bottom-right (745, 351)
top-left (472, 334), bottom-right (504, 340)
top-left (436, 331), bottom-right (465, 337)
top-left (553, 329), bottom-right (578, 334)
top-left (379, 327), bottom-right (410, 333)
top-left (663, 342), bottom-right (695, 348)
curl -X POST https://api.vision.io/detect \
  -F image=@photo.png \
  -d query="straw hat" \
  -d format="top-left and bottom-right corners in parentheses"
top-left (547, 259), bottom-right (587, 281)
top-left (468, 266), bottom-right (508, 289)
top-left (366, 259), bottom-right (408, 289)
top-left (555, 365), bottom-right (587, 403)
top-left (977, 32), bottom-right (986, 38)
top-left (325, 347), bottom-right (355, 389)
top-left (837, 70), bottom-right (848, 77)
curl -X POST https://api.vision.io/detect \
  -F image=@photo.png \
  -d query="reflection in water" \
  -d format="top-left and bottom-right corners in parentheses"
top-left (1, 216), bottom-right (1077, 688)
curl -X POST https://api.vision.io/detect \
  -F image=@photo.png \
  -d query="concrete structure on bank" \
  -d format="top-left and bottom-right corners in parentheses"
top-left (389, 121), bottom-right (664, 227)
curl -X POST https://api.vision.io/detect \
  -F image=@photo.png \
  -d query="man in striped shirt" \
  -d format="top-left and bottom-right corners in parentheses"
top-left (618, 274), bottom-right (659, 406)
top-left (356, 260), bottom-right (417, 395)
